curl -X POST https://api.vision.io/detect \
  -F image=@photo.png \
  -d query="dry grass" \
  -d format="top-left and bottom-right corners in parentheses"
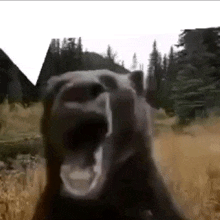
top-left (1, 105), bottom-right (220, 219)
top-left (0, 100), bottom-right (43, 141)
top-left (0, 165), bottom-right (46, 220)
top-left (153, 114), bottom-right (220, 220)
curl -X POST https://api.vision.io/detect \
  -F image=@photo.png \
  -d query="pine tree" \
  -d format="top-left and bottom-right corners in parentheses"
top-left (76, 37), bottom-right (83, 55)
top-left (172, 29), bottom-right (217, 124)
top-left (147, 40), bottom-right (163, 108)
top-left (167, 46), bottom-right (177, 81)
top-left (131, 53), bottom-right (137, 70)
top-left (161, 46), bottom-right (181, 114)
top-left (47, 39), bottom-right (61, 76)
top-left (76, 37), bottom-right (83, 70)
top-left (60, 38), bottom-right (77, 73)
top-left (107, 45), bottom-right (112, 60)
top-left (161, 53), bottom-right (175, 116)
top-left (162, 54), bottom-right (167, 77)
top-left (106, 45), bottom-right (117, 63)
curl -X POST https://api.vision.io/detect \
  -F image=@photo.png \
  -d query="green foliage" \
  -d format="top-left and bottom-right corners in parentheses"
top-left (172, 65), bottom-right (204, 121)
top-left (49, 37), bottom-right (83, 75)
top-left (171, 28), bottom-right (220, 123)
top-left (147, 40), bottom-right (164, 108)
top-left (162, 54), bottom-right (167, 74)
top-left (161, 47), bottom-right (179, 111)
top-left (149, 28), bottom-right (220, 123)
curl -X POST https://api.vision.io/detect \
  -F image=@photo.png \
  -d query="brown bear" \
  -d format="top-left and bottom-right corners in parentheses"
top-left (32, 70), bottom-right (188, 220)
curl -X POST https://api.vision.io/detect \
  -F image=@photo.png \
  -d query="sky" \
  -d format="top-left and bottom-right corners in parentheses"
top-left (0, 1), bottom-right (219, 85)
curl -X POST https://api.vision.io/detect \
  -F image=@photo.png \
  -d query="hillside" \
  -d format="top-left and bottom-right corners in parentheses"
top-left (81, 52), bottom-right (130, 74)
top-left (0, 49), bottom-right (38, 105)
top-left (36, 51), bottom-right (130, 100)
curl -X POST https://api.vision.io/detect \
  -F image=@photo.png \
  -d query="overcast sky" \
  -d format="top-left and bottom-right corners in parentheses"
top-left (0, 1), bottom-right (219, 85)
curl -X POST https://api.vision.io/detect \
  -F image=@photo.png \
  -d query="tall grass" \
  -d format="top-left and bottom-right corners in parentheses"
top-left (1, 103), bottom-right (220, 219)
top-left (153, 112), bottom-right (220, 220)
top-left (0, 165), bottom-right (46, 220)
top-left (0, 100), bottom-right (43, 141)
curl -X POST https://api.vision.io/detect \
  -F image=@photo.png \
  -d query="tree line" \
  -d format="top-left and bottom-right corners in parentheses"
top-left (147, 27), bottom-right (220, 125)
top-left (47, 38), bottom-right (128, 75)
top-left (49, 37), bottom-right (83, 75)
top-left (40, 30), bottom-right (220, 126)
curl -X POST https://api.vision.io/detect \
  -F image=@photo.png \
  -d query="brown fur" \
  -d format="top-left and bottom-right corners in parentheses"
top-left (32, 70), bottom-right (188, 220)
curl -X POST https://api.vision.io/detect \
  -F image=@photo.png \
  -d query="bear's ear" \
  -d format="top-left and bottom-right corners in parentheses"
top-left (129, 70), bottom-right (160, 109)
top-left (129, 70), bottom-right (144, 96)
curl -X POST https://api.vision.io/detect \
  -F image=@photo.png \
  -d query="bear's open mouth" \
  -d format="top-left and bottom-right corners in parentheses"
top-left (60, 145), bottom-right (104, 197)
top-left (60, 93), bottom-right (113, 198)
top-left (60, 118), bottom-right (109, 197)
top-left (63, 118), bottom-right (108, 154)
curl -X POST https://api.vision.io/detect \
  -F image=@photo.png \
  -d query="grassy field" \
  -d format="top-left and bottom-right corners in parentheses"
top-left (154, 116), bottom-right (220, 220)
top-left (0, 102), bottom-right (220, 219)
top-left (0, 99), bottom-right (42, 141)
